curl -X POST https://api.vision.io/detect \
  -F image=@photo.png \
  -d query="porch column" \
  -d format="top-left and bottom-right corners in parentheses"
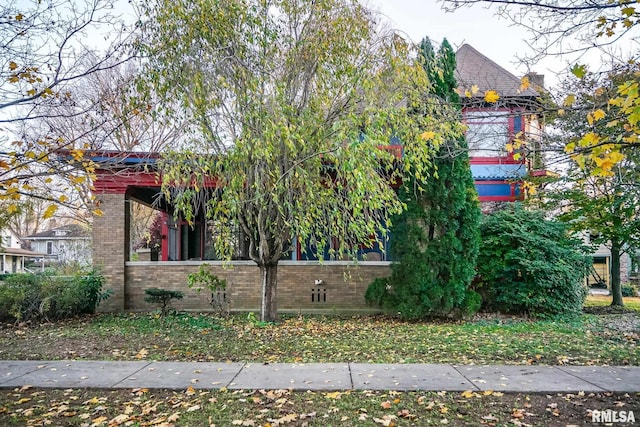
top-left (93, 192), bottom-right (130, 311)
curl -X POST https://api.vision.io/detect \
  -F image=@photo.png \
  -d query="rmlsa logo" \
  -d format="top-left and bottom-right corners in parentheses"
top-left (592, 409), bottom-right (636, 423)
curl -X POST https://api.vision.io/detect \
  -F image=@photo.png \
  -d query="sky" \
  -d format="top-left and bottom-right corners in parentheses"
top-left (371, 0), bottom-right (575, 89)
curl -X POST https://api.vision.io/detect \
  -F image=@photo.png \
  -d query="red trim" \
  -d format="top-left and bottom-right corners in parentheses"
top-left (469, 157), bottom-right (524, 165)
top-left (161, 213), bottom-right (169, 261)
top-left (479, 196), bottom-right (523, 202)
top-left (93, 171), bottom-right (161, 194)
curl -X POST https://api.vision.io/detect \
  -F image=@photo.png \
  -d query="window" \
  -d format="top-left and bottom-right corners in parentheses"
top-left (46, 241), bottom-right (53, 255)
top-left (465, 111), bottom-right (510, 157)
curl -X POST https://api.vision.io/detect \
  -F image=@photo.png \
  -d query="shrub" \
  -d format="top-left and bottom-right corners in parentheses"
top-left (0, 270), bottom-right (108, 322)
top-left (475, 205), bottom-right (590, 317)
top-left (621, 283), bottom-right (638, 297)
top-left (144, 288), bottom-right (183, 316)
top-left (187, 264), bottom-right (228, 316)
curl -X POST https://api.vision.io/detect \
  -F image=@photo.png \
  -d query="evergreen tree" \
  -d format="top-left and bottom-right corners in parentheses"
top-left (366, 38), bottom-right (481, 319)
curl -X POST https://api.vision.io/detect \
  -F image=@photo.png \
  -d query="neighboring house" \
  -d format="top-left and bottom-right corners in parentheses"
top-left (581, 232), bottom-right (634, 289)
top-left (0, 247), bottom-right (45, 274)
top-left (0, 229), bottom-right (22, 249)
top-left (22, 224), bottom-right (92, 265)
top-left (455, 44), bottom-right (548, 211)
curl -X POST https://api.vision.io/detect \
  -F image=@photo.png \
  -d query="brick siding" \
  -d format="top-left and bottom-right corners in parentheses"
top-left (123, 261), bottom-right (390, 314)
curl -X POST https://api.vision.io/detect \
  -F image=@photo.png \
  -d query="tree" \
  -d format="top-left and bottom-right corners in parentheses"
top-left (537, 68), bottom-right (640, 306)
top-left (366, 38), bottom-right (482, 319)
top-left (17, 57), bottom-right (186, 226)
top-left (442, 0), bottom-right (639, 63)
top-left (139, 0), bottom-right (463, 322)
top-left (442, 0), bottom-right (640, 175)
top-left (1, 0), bottom-right (135, 216)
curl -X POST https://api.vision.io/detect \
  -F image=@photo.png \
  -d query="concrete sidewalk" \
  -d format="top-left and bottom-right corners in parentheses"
top-left (1, 361), bottom-right (639, 392)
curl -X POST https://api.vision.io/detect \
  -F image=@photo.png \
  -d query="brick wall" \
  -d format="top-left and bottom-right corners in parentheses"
top-left (122, 261), bottom-right (391, 314)
top-left (93, 193), bottom-right (129, 311)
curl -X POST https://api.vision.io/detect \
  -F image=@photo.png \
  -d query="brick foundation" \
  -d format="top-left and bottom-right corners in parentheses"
top-left (122, 261), bottom-right (390, 313)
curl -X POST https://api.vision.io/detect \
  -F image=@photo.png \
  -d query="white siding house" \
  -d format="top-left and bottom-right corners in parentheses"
top-left (22, 224), bottom-right (92, 265)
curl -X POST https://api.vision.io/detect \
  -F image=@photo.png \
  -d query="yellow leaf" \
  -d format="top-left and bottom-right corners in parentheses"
top-left (520, 76), bottom-right (530, 91)
top-left (563, 94), bottom-right (576, 107)
top-left (580, 132), bottom-right (600, 147)
top-left (381, 400), bottom-right (392, 409)
top-left (325, 391), bottom-right (342, 399)
top-left (186, 385), bottom-right (196, 395)
top-left (109, 414), bottom-right (130, 425)
top-left (461, 390), bottom-right (475, 399)
top-left (564, 142), bottom-right (576, 154)
top-left (15, 14), bottom-right (24, 21)
top-left (93, 208), bottom-right (104, 217)
top-left (592, 109), bottom-right (606, 121)
top-left (135, 348), bottom-right (149, 359)
top-left (27, 89), bottom-right (36, 96)
top-left (483, 390), bottom-right (494, 396)
top-left (91, 415), bottom-right (108, 425)
top-left (43, 204), bottom-right (57, 219)
top-left (557, 108), bottom-right (565, 116)
top-left (464, 89), bottom-right (472, 98)
top-left (439, 406), bottom-right (448, 414)
top-left (7, 204), bottom-right (18, 214)
top-left (484, 90), bottom-right (500, 103)
top-left (70, 149), bottom-right (84, 161)
top-left (505, 143), bottom-right (514, 153)
top-left (9, 61), bottom-right (18, 71)
top-left (420, 131), bottom-right (436, 141)
top-left (608, 150), bottom-right (625, 164)
top-left (59, 195), bottom-right (68, 203)
top-left (471, 84), bottom-right (479, 95)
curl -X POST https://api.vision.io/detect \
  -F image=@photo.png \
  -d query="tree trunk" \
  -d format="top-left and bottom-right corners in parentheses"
top-left (610, 241), bottom-right (624, 307)
top-left (260, 263), bottom-right (278, 322)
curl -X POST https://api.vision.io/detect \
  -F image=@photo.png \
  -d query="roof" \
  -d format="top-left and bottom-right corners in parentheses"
top-left (0, 247), bottom-right (45, 257)
top-left (455, 44), bottom-right (540, 99)
top-left (23, 224), bottom-right (90, 240)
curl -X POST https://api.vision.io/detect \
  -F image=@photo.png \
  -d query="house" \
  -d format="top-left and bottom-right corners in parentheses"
top-left (22, 224), bottom-right (92, 266)
top-left (87, 45), bottom-right (547, 313)
top-left (455, 44), bottom-right (547, 212)
top-left (0, 229), bottom-right (22, 249)
top-left (0, 228), bottom-right (44, 274)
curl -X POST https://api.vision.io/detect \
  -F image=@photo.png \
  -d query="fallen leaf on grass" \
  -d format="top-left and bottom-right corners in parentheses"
top-left (373, 415), bottom-right (397, 426)
top-left (109, 414), bottom-right (130, 425)
top-left (135, 348), bottom-right (148, 359)
top-left (91, 415), bottom-right (108, 425)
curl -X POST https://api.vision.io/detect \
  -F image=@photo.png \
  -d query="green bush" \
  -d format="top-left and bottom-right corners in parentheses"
top-left (144, 288), bottom-right (183, 316)
top-left (187, 264), bottom-right (228, 315)
top-left (0, 270), bottom-right (108, 322)
top-left (475, 205), bottom-right (590, 317)
top-left (621, 283), bottom-right (638, 297)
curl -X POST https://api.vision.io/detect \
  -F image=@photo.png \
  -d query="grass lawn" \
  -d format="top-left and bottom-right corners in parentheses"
top-left (585, 294), bottom-right (640, 311)
top-left (0, 295), bottom-right (638, 425)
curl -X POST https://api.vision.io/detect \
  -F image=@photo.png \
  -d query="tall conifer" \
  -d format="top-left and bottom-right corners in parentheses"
top-left (368, 38), bottom-right (481, 318)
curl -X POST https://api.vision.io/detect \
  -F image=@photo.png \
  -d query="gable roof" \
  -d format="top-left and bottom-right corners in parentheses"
top-left (23, 224), bottom-right (90, 240)
top-left (455, 44), bottom-right (540, 99)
